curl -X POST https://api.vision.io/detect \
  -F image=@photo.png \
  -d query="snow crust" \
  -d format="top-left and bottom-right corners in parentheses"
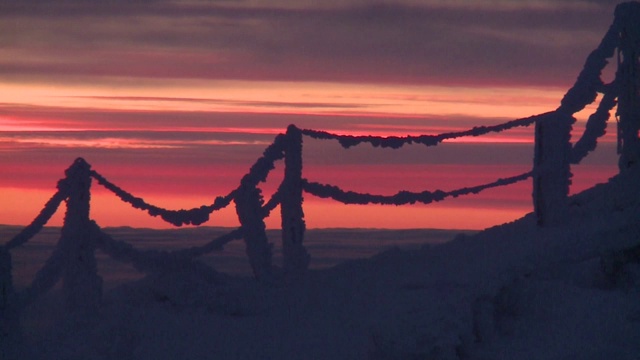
top-left (4, 166), bottom-right (639, 360)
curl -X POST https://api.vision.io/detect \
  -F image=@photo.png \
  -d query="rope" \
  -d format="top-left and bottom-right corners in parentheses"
top-left (557, 19), bottom-right (619, 116)
top-left (570, 84), bottom-right (619, 164)
top-left (89, 132), bottom-right (287, 227)
top-left (299, 113), bottom-right (545, 149)
top-left (90, 221), bottom-right (243, 273)
top-left (240, 133), bottom-right (286, 187)
top-left (4, 183), bottom-right (68, 250)
top-left (90, 170), bottom-right (236, 226)
top-left (262, 188), bottom-right (283, 218)
top-left (302, 171), bottom-right (533, 206)
top-left (15, 234), bottom-right (68, 309)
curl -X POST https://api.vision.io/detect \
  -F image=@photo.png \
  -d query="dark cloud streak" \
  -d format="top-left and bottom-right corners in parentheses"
top-left (64, 95), bottom-right (367, 110)
top-left (0, 0), bottom-right (622, 86)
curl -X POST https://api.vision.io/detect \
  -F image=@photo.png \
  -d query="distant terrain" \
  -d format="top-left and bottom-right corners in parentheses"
top-left (1, 225), bottom-right (474, 288)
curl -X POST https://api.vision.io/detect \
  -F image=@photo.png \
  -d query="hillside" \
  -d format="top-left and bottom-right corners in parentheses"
top-left (9, 167), bottom-right (640, 360)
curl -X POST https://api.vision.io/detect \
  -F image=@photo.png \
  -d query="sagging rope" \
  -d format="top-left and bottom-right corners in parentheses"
top-left (4, 182), bottom-right (69, 250)
top-left (299, 114), bottom-right (545, 149)
top-left (90, 221), bottom-right (244, 273)
top-left (90, 170), bottom-right (236, 227)
top-left (302, 171), bottom-right (533, 206)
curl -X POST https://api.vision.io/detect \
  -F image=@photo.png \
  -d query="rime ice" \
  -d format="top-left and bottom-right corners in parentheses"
top-left (2, 2), bottom-right (640, 359)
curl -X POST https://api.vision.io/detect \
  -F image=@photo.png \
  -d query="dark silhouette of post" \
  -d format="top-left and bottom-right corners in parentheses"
top-left (235, 182), bottom-right (273, 280)
top-left (0, 247), bottom-right (12, 315)
top-left (616, 2), bottom-right (640, 171)
top-left (0, 245), bottom-right (18, 353)
top-left (533, 113), bottom-right (572, 226)
top-left (281, 125), bottom-right (310, 277)
top-left (59, 158), bottom-right (102, 314)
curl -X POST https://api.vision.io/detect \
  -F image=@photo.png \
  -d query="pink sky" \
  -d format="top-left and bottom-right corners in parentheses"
top-left (0, 0), bottom-right (622, 230)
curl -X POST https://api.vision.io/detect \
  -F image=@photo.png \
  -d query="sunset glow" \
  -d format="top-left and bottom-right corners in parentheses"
top-left (0, 0), bottom-right (622, 230)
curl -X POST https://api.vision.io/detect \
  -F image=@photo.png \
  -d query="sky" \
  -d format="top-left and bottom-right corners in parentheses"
top-left (0, 0), bottom-right (624, 230)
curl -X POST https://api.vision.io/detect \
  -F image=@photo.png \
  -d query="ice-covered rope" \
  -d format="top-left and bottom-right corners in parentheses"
top-left (570, 84), bottom-right (618, 164)
top-left (299, 113), bottom-right (546, 149)
top-left (15, 234), bottom-right (67, 309)
top-left (557, 19), bottom-right (619, 116)
top-left (555, 16), bottom-right (620, 164)
top-left (90, 221), bottom-right (243, 273)
top-left (4, 180), bottom-right (69, 250)
top-left (90, 170), bottom-right (236, 227)
top-left (262, 188), bottom-right (283, 218)
top-left (240, 133), bottom-right (286, 187)
top-left (302, 171), bottom-right (532, 205)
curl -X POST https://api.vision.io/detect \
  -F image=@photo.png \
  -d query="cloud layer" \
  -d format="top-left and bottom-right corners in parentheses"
top-left (0, 0), bottom-right (624, 229)
top-left (0, 0), bottom-right (622, 86)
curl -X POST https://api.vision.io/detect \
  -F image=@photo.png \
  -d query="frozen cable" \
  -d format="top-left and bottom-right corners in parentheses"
top-left (299, 113), bottom-right (545, 149)
top-left (302, 172), bottom-right (533, 205)
top-left (90, 170), bottom-right (235, 226)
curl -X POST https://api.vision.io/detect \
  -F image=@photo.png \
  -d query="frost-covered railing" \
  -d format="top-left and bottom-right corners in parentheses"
top-left (1, 2), bottom-right (635, 339)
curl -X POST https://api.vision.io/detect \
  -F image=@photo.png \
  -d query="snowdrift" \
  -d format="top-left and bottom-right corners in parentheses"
top-left (5, 167), bottom-right (639, 360)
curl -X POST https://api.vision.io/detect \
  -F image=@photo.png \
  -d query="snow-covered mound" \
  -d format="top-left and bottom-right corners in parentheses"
top-left (13, 168), bottom-right (640, 359)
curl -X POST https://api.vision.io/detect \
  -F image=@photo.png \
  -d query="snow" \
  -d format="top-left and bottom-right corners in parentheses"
top-left (3, 3), bottom-right (640, 357)
top-left (2, 166), bottom-right (639, 360)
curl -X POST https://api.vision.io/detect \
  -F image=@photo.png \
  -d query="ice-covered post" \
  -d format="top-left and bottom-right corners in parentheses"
top-left (59, 158), bottom-right (102, 314)
top-left (281, 125), bottom-right (310, 277)
top-left (0, 247), bottom-right (12, 314)
top-left (235, 183), bottom-right (273, 280)
top-left (533, 112), bottom-right (573, 226)
top-left (615, 2), bottom-right (640, 171)
top-left (0, 245), bottom-right (18, 347)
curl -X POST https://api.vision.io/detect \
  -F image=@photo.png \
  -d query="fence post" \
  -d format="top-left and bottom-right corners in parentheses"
top-left (0, 245), bottom-right (20, 355)
top-left (0, 246), bottom-right (12, 314)
top-left (235, 184), bottom-right (273, 280)
top-left (59, 158), bottom-right (102, 314)
top-left (281, 125), bottom-right (310, 277)
top-left (615, 2), bottom-right (640, 171)
top-left (533, 113), bottom-right (573, 226)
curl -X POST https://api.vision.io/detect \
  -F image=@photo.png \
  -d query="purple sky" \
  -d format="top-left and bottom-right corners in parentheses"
top-left (0, 0), bottom-right (623, 229)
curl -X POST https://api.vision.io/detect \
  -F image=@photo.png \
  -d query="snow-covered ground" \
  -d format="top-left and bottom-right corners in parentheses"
top-left (5, 167), bottom-right (640, 360)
